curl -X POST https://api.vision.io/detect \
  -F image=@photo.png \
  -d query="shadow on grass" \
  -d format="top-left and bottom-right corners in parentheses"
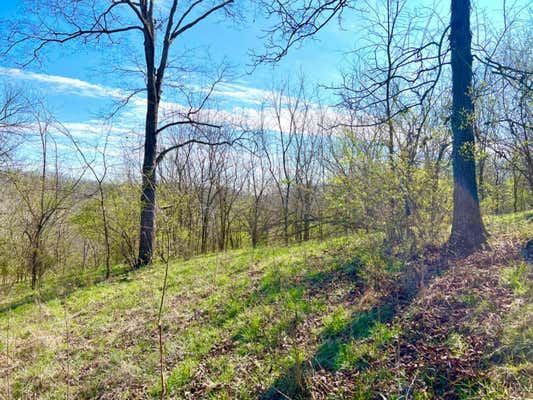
top-left (261, 246), bottom-right (450, 400)
top-left (0, 264), bottom-right (132, 314)
top-left (218, 253), bottom-right (368, 326)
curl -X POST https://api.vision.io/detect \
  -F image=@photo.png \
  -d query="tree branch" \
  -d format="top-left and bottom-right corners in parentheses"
top-left (156, 120), bottom-right (222, 135)
top-left (156, 138), bottom-right (234, 165)
top-left (171, 0), bottom-right (234, 39)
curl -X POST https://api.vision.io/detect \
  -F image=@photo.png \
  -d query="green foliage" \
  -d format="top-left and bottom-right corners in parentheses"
top-left (446, 332), bottom-right (468, 357)
top-left (336, 341), bottom-right (374, 370)
top-left (321, 306), bottom-right (351, 338)
top-left (0, 234), bottom-right (372, 399)
top-left (501, 262), bottom-right (532, 296)
top-left (233, 311), bottom-right (264, 343)
top-left (485, 210), bottom-right (533, 239)
top-left (68, 183), bottom-right (140, 271)
top-left (325, 146), bottom-right (452, 257)
top-left (351, 306), bottom-right (395, 339)
top-left (166, 359), bottom-right (198, 392)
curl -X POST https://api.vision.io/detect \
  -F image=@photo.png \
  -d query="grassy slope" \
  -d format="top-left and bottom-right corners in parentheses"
top-left (0, 212), bottom-right (531, 400)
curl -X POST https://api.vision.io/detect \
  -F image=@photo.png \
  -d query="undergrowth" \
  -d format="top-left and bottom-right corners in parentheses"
top-left (0, 211), bottom-right (531, 399)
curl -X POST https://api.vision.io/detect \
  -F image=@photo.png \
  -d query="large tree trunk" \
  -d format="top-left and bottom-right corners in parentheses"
top-left (448, 0), bottom-right (487, 254)
top-left (138, 116), bottom-right (158, 267)
top-left (137, 22), bottom-right (160, 267)
top-left (137, 63), bottom-right (159, 266)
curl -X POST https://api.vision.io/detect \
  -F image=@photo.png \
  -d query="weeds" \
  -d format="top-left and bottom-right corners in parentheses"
top-left (0, 213), bottom-right (531, 399)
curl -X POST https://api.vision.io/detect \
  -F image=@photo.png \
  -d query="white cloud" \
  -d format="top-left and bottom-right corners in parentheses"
top-left (0, 67), bottom-right (125, 99)
top-left (0, 67), bottom-right (347, 145)
top-left (212, 83), bottom-right (274, 105)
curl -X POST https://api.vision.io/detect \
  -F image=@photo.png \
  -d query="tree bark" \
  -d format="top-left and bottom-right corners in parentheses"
top-left (137, 23), bottom-right (159, 267)
top-left (30, 245), bottom-right (39, 290)
top-left (137, 98), bottom-right (159, 266)
top-left (448, 0), bottom-right (487, 254)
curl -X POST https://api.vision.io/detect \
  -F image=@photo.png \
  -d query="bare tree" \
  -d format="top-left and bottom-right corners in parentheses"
top-left (472, 4), bottom-right (532, 208)
top-left (241, 145), bottom-right (271, 247)
top-left (215, 152), bottom-right (246, 250)
top-left (260, 79), bottom-right (315, 244)
top-left (336, 0), bottom-right (448, 158)
top-left (5, 0), bottom-right (237, 267)
top-left (63, 127), bottom-right (113, 278)
top-left (0, 86), bottom-right (29, 167)
top-left (8, 107), bottom-right (86, 288)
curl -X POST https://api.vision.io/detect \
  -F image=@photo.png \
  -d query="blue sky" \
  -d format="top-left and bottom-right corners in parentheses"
top-left (0, 0), bottom-right (528, 169)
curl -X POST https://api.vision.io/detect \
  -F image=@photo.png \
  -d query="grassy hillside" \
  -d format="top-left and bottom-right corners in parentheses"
top-left (1, 212), bottom-right (532, 399)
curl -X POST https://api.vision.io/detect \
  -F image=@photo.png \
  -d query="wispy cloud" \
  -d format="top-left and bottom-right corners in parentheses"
top-left (0, 67), bottom-right (344, 146)
top-left (0, 67), bottom-right (125, 99)
top-left (212, 83), bottom-right (275, 106)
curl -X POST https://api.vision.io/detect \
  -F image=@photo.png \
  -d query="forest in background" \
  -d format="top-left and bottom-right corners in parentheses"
top-left (0, 0), bottom-right (530, 290)
top-left (0, 0), bottom-right (532, 399)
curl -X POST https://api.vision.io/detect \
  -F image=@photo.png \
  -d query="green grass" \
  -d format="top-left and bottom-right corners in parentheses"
top-left (0, 211), bottom-right (531, 399)
top-left (501, 262), bottom-right (532, 296)
top-left (0, 233), bottom-right (384, 399)
top-left (485, 209), bottom-right (533, 239)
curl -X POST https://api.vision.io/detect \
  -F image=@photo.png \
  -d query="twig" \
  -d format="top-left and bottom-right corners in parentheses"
top-left (156, 207), bottom-right (172, 399)
top-left (273, 387), bottom-right (293, 400)
top-left (5, 311), bottom-right (11, 400)
top-left (63, 299), bottom-right (71, 400)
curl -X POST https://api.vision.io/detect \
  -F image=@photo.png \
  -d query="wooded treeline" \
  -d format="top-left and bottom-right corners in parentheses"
top-left (0, 0), bottom-right (531, 288)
